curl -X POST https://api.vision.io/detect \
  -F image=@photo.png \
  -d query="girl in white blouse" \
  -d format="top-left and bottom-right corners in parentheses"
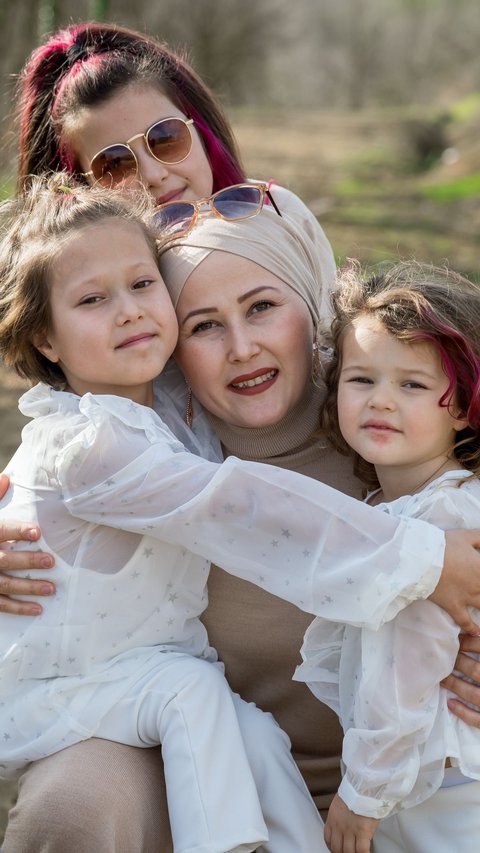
top-left (296, 261), bottom-right (480, 853)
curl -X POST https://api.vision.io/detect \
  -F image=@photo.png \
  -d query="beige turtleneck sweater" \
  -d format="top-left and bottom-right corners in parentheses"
top-left (201, 383), bottom-right (363, 816)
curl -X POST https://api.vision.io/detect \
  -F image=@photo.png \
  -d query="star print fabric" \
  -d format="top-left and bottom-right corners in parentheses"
top-left (0, 382), bottom-right (444, 779)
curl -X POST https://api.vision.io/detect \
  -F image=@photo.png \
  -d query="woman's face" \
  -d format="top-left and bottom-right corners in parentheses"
top-left (71, 83), bottom-right (214, 205)
top-left (174, 251), bottom-right (315, 428)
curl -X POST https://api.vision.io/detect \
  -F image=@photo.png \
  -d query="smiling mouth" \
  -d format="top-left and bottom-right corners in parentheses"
top-left (230, 369), bottom-right (278, 389)
top-left (116, 334), bottom-right (154, 349)
top-left (155, 188), bottom-right (184, 206)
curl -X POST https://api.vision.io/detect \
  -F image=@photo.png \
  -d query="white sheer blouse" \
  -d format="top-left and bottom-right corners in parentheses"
top-left (0, 383), bottom-right (445, 777)
top-left (295, 471), bottom-right (480, 819)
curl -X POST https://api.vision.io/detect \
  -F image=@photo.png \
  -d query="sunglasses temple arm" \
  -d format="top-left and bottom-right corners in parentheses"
top-left (266, 188), bottom-right (282, 217)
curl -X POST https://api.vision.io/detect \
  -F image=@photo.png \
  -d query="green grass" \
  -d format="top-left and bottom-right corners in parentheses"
top-left (422, 172), bottom-right (480, 202)
top-left (0, 177), bottom-right (15, 201)
top-left (449, 93), bottom-right (480, 124)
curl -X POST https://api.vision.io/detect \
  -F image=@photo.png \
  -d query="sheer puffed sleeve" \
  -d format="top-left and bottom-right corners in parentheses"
top-left (303, 476), bottom-right (480, 819)
top-left (56, 393), bottom-right (445, 630)
top-left (152, 367), bottom-right (223, 462)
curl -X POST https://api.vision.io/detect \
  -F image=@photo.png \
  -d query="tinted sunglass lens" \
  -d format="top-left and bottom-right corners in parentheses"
top-left (147, 119), bottom-right (192, 164)
top-left (212, 186), bottom-right (262, 219)
top-left (91, 145), bottom-right (137, 185)
top-left (151, 202), bottom-right (196, 237)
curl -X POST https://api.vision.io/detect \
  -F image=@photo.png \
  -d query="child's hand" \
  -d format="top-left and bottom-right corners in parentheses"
top-left (324, 794), bottom-right (379, 853)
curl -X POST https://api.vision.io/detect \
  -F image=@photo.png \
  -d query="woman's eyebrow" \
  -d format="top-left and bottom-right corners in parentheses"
top-left (180, 305), bottom-right (218, 324)
top-left (180, 286), bottom-right (279, 324)
top-left (181, 284), bottom-right (282, 326)
top-left (237, 286), bottom-right (278, 304)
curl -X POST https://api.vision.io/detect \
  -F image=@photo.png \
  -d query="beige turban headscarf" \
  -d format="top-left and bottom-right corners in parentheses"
top-left (158, 204), bottom-right (330, 328)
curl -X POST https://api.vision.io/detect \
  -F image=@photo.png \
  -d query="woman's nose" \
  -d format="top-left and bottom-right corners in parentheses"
top-left (227, 325), bottom-right (262, 362)
top-left (132, 143), bottom-right (170, 189)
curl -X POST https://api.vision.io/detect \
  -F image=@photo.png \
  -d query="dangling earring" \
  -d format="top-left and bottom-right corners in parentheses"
top-left (185, 383), bottom-right (194, 428)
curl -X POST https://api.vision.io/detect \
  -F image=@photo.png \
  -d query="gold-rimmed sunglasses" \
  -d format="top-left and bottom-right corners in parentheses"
top-left (152, 182), bottom-right (282, 244)
top-left (82, 117), bottom-right (194, 186)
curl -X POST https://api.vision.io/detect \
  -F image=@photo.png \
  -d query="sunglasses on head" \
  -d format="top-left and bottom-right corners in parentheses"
top-left (152, 182), bottom-right (282, 244)
top-left (82, 116), bottom-right (194, 186)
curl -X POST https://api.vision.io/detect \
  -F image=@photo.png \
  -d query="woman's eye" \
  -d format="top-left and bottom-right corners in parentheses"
top-left (403, 381), bottom-right (426, 389)
top-left (191, 319), bottom-right (220, 334)
top-left (250, 300), bottom-right (274, 314)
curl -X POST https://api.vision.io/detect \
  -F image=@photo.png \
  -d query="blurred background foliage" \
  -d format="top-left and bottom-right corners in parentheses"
top-left (0, 0), bottom-right (479, 464)
top-left (1, 0), bottom-right (479, 111)
top-left (0, 0), bottom-right (479, 279)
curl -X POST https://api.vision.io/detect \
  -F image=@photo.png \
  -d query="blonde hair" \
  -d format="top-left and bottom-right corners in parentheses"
top-left (322, 260), bottom-right (480, 489)
top-left (0, 172), bottom-right (157, 389)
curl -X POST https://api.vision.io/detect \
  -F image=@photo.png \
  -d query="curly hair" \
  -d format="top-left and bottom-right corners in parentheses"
top-left (321, 260), bottom-right (480, 490)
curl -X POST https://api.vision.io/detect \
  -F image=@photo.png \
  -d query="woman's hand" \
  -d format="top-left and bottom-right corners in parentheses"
top-left (0, 473), bottom-right (55, 615)
top-left (324, 794), bottom-right (378, 853)
top-left (429, 529), bottom-right (480, 635)
top-left (442, 634), bottom-right (480, 725)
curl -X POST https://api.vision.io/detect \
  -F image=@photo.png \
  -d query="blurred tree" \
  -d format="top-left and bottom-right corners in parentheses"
top-left (0, 0), bottom-right (44, 174)
top-left (104, 0), bottom-right (283, 104)
top-left (89, 0), bottom-right (110, 20)
top-left (1, 0), bottom-right (479, 174)
top-left (38, 0), bottom-right (60, 35)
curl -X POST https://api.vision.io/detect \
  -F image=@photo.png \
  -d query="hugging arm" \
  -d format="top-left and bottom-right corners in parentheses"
top-left (56, 396), bottom-right (476, 632)
top-left (4, 423), bottom-right (480, 634)
top-left (442, 634), bottom-right (480, 721)
top-left (0, 474), bottom-right (55, 614)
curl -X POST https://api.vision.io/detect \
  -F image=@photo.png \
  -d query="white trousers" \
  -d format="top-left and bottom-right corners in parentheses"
top-left (95, 651), bottom-right (326, 853)
top-left (373, 778), bottom-right (480, 853)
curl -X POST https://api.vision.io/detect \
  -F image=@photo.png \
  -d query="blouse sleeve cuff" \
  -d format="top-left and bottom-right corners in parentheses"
top-left (383, 518), bottom-right (444, 621)
top-left (337, 777), bottom-right (396, 820)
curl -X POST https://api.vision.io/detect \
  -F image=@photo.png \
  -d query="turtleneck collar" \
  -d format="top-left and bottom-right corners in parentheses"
top-left (205, 380), bottom-right (327, 463)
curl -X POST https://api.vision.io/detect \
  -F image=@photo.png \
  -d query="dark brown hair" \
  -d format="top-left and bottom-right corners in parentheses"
top-left (16, 22), bottom-right (245, 192)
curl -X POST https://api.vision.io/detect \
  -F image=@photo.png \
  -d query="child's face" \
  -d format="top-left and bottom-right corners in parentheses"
top-left (337, 314), bottom-right (467, 481)
top-left (36, 219), bottom-right (178, 405)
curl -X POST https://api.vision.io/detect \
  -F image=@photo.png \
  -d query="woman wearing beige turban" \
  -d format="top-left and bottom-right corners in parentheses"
top-left (154, 199), bottom-right (361, 824)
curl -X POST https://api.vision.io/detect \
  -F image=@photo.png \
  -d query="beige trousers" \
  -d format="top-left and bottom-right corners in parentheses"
top-left (3, 739), bottom-right (172, 853)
